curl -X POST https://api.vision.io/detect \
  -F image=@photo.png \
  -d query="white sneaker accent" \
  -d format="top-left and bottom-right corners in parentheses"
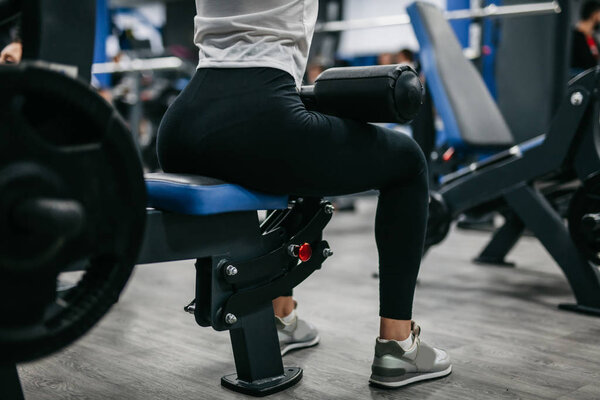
top-left (369, 365), bottom-right (453, 388)
top-left (280, 335), bottom-right (320, 356)
top-left (281, 309), bottom-right (296, 324)
top-left (276, 312), bottom-right (320, 356)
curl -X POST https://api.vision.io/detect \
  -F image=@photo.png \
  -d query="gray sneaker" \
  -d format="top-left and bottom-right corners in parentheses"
top-left (369, 321), bottom-right (451, 388)
top-left (275, 310), bottom-right (320, 356)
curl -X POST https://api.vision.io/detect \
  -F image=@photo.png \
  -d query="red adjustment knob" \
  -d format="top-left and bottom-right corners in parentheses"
top-left (442, 147), bottom-right (455, 162)
top-left (288, 243), bottom-right (313, 262)
top-left (298, 243), bottom-right (312, 262)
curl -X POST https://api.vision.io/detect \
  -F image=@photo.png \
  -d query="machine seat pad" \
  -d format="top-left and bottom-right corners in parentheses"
top-left (408, 2), bottom-right (515, 149)
top-left (145, 173), bottom-right (289, 215)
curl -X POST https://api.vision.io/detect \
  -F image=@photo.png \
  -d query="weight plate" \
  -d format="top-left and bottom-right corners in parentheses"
top-left (568, 173), bottom-right (600, 265)
top-left (0, 64), bottom-right (146, 362)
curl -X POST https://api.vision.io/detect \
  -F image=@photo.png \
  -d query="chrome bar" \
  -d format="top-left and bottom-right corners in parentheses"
top-left (315, 1), bottom-right (560, 33)
top-left (92, 56), bottom-right (184, 74)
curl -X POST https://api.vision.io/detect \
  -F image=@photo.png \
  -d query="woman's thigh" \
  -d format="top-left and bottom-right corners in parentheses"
top-left (196, 109), bottom-right (427, 197)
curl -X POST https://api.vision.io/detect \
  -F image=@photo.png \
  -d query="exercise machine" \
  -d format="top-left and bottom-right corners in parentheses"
top-left (410, 1), bottom-right (600, 316)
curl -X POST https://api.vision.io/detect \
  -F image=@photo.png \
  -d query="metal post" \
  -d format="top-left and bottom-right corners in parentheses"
top-left (221, 304), bottom-right (303, 396)
top-left (229, 305), bottom-right (284, 383)
top-left (551, 0), bottom-right (571, 112)
top-left (474, 211), bottom-right (525, 266)
top-left (505, 184), bottom-right (600, 315)
top-left (128, 72), bottom-right (143, 148)
top-left (0, 364), bottom-right (24, 400)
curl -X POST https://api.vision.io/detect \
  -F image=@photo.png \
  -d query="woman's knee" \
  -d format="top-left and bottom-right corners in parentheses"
top-left (386, 134), bottom-right (429, 188)
top-left (410, 137), bottom-right (428, 180)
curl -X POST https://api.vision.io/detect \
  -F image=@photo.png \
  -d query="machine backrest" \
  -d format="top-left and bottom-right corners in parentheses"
top-left (407, 2), bottom-right (515, 149)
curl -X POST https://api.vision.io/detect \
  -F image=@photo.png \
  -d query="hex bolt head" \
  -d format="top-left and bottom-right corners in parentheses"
top-left (323, 248), bottom-right (334, 258)
top-left (324, 204), bottom-right (335, 215)
top-left (571, 91), bottom-right (584, 106)
top-left (225, 265), bottom-right (238, 276)
top-left (225, 313), bottom-right (238, 325)
top-left (288, 244), bottom-right (298, 257)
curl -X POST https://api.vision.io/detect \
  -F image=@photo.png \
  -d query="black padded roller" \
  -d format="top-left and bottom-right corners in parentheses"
top-left (300, 64), bottom-right (424, 123)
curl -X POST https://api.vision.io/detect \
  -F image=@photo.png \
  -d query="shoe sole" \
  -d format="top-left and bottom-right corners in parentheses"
top-left (281, 335), bottom-right (320, 356)
top-left (369, 365), bottom-right (452, 388)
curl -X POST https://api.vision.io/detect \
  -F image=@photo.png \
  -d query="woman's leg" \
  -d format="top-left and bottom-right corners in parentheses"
top-left (158, 68), bottom-right (429, 339)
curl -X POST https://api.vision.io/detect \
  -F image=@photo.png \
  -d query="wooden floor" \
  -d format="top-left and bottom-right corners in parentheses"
top-left (19, 197), bottom-right (600, 400)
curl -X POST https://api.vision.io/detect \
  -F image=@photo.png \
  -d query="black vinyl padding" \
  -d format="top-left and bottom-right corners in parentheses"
top-left (308, 64), bottom-right (424, 123)
top-left (414, 2), bottom-right (514, 147)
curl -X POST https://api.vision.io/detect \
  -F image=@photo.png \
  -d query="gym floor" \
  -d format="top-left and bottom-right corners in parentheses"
top-left (19, 197), bottom-right (600, 400)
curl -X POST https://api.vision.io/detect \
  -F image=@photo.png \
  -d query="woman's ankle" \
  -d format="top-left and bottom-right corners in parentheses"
top-left (273, 296), bottom-right (295, 318)
top-left (379, 317), bottom-right (412, 341)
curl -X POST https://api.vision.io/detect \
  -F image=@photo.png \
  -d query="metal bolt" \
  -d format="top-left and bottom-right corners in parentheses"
top-left (225, 265), bottom-right (238, 276)
top-left (323, 248), bottom-right (334, 258)
top-left (571, 91), bottom-right (584, 106)
top-left (288, 244), bottom-right (298, 257)
top-left (184, 303), bottom-right (196, 314)
top-left (225, 313), bottom-right (238, 325)
top-left (324, 204), bottom-right (335, 215)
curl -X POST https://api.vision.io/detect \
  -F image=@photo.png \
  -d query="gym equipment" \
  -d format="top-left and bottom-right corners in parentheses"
top-left (92, 56), bottom-right (191, 74)
top-left (0, 62), bottom-right (147, 360)
top-left (0, 3), bottom-right (424, 398)
top-left (300, 64), bottom-right (423, 123)
top-left (0, 63), bottom-right (146, 398)
top-left (410, 1), bottom-right (600, 316)
top-left (315, 1), bottom-right (560, 33)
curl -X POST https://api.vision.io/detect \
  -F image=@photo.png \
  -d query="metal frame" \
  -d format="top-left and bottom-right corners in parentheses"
top-left (435, 68), bottom-right (600, 315)
top-left (135, 198), bottom-right (333, 395)
top-left (5, 199), bottom-right (333, 398)
top-left (473, 211), bottom-right (524, 267)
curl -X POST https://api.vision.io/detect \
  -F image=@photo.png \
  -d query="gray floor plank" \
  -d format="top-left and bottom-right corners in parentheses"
top-left (18, 197), bottom-right (600, 399)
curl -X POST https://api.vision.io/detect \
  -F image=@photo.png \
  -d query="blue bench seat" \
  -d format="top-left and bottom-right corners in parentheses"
top-left (145, 173), bottom-right (289, 216)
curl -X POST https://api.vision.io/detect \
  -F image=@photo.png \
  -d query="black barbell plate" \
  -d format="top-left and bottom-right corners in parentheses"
top-left (568, 173), bottom-right (600, 265)
top-left (0, 63), bottom-right (146, 362)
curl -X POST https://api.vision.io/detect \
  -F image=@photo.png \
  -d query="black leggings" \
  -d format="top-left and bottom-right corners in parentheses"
top-left (157, 67), bottom-right (429, 320)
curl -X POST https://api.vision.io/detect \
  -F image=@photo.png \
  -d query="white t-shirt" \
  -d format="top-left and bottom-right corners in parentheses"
top-left (193, 0), bottom-right (318, 87)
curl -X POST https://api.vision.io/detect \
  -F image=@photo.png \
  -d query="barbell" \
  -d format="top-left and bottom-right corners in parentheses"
top-left (315, 1), bottom-right (561, 33)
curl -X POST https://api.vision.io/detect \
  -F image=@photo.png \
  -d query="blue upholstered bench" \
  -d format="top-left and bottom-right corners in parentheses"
top-left (145, 173), bottom-right (289, 216)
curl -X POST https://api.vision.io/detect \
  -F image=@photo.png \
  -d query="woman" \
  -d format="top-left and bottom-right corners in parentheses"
top-left (157, 0), bottom-right (451, 388)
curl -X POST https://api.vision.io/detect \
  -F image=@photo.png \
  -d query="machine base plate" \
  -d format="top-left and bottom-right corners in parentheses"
top-left (221, 367), bottom-right (302, 397)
